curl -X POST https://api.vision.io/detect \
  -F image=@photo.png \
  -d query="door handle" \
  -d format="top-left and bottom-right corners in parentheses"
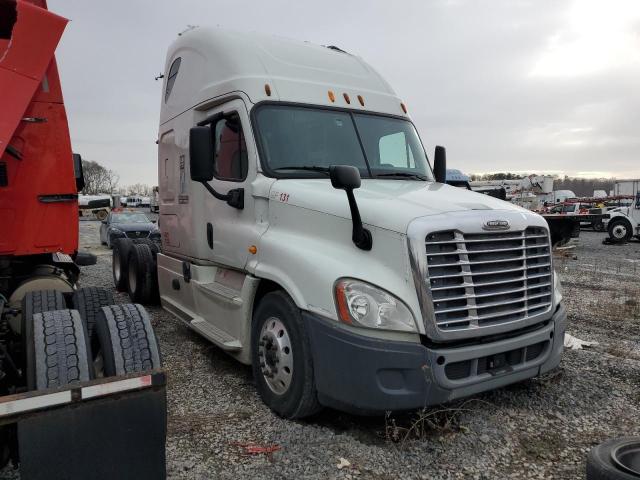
top-left (207, 222), bottom-right (213, 249)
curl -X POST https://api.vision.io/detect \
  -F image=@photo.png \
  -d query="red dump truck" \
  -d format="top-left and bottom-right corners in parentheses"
top-left (0, 1), bottom-right (165, 478)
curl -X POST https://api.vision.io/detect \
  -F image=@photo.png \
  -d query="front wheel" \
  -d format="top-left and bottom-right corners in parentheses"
top-left (251, 291), bottom-right (321, 419)
top-left (608, 218), bottom-right (632, 243)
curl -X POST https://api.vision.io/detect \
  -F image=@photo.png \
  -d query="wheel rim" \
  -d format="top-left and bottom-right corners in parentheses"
top-left (113, 252), bottom-right (121, 282)
top-left (258, 317), bottom-right (293, 395)
top-left (128, 263), bottom-right (137, 293)
top-left (613, 224), bottom-right (627, 239)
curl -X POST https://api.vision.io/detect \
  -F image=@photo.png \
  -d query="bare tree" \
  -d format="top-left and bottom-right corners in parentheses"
top-left (126, 183), bottom-right (152, 196)
top-left (81, 160), bottom-right (119, 194)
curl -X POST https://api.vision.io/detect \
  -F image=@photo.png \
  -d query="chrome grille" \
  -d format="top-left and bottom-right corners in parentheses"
top-left (426, 227), bottom-right (552, 331)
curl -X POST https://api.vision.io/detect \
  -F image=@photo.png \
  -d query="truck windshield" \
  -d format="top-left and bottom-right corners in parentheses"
top-left (254, 105), bottom-right (433, 180)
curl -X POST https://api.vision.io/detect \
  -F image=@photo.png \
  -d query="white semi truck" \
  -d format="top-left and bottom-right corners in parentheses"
top-left (607, 180), bottom-right (640, 243)
top-left (117, 27), bottom-right (566, 418)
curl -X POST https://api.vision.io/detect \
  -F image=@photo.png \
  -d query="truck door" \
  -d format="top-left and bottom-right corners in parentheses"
top-left (199, 99), bottom-right (257, 270)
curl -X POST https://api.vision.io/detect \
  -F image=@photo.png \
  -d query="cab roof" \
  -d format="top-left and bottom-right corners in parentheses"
top-left (159, 27), bottom-right (408, 124)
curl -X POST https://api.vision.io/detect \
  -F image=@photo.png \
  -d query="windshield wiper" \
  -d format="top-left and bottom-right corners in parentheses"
top-left (273, 166), bottom-right (330, 174)
top-left (375, 172), bottom-right (428, 180)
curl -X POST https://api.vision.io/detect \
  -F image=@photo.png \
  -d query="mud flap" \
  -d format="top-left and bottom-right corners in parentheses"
top-left (17, 374), bottom-right (166, 480)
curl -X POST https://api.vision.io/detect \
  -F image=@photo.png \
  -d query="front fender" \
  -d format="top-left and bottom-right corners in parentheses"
top-left (253, 204), bottom-right (422, 330)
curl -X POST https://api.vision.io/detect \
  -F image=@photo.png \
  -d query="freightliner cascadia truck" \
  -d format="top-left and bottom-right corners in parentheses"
top-left (118, 27), bottom-right (566, 419)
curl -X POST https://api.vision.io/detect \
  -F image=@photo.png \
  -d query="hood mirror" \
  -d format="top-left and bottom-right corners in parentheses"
top-left (433, 145), bottom-right (447, 184)
top-left (329, 165), bottom-right (372, 251)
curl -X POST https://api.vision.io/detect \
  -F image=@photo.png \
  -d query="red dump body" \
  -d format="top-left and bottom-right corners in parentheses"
top-left (0, 0), bottom-right (77, 256)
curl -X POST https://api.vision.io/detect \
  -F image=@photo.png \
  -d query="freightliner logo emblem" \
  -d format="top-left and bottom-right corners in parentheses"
top-left (483, 219), bottom-right (510, 231)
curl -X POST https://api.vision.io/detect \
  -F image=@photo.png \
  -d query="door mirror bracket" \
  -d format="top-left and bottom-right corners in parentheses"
top-left (329, 165), bottom-right (372, 251)
top-left (199, 181), bottom-right (244, 209)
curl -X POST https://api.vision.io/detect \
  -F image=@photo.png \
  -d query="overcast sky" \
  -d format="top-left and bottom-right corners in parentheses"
top-left (49, 0), bottom-right (640, 186)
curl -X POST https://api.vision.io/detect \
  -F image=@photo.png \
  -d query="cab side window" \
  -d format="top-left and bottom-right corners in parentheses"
top-left (212, 114), bottom-right (248, 182)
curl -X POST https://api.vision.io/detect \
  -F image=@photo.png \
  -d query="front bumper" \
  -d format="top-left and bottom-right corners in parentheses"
top-left (305, 303), bottom-right (566, 414)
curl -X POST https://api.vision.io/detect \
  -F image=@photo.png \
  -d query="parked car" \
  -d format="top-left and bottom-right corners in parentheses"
top-left (99, 211), bottom-right (160, 247)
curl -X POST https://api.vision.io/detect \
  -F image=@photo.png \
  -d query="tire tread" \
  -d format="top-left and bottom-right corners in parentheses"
top-left (96, 304), bottom-right (161, 376)
top-left (31, 309), bottom-right (92, 390)
top-left (72, 287), bottom-right (114, 342)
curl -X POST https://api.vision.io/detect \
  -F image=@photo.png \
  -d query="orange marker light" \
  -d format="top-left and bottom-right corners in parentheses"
top-left (248, 245), bottom-right (258, 254)
top-left (265, 84), bottom-right (272, 96)
top-left (401, 102), bottom-right (408, 114)
top-left (335, 283), bottom-right (352, 324)
top-left (357, 95), bottom-right (365, 106)
top-left (328, 90), bottom-right (336, 102)
top-left (343, 93), bottom-right (350, 104)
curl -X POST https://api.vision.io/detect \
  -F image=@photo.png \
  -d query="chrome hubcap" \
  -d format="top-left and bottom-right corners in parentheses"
top-left (258, 317), bottom-right (293, 394)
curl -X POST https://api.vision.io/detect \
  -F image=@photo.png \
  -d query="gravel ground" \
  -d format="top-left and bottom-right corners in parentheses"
top-left (27, 222), bottom-right (640, 478)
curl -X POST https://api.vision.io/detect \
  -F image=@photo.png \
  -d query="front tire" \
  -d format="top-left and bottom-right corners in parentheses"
top-left (608, 218), bottom-right (632, 243)
top-left (251, 291), bottom-right (321, 419)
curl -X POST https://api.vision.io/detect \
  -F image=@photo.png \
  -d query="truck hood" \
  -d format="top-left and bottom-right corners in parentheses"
top-left (270, 179), bottom-right (527, 234)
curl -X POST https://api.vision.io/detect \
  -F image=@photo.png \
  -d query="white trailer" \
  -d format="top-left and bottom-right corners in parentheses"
top-left (115, 27), bottom-right (566, 418)
top-left (78, 194), bottom-right (111, 220)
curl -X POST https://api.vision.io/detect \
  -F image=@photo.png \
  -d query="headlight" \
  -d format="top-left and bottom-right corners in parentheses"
top-left (334, 279), bottom-right (417, 332)
top-left (553, 269), bottom-right (563, 305)
top-left (110, 228), bottom-right (124, 235)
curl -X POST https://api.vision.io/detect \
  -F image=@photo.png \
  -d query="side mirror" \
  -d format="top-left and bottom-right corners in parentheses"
top-left (329, 165), bottom-right (361, 190)
top-left (189, 124), bottom-right (244, 210)
top-left (433, 145), bottom-right (446, 184)
top-left (329, 165), bottom-right (372, 251)
top-left (73, 153), bottom-right (85, 192)
top-left (189, 126), bottom-right (214, 182)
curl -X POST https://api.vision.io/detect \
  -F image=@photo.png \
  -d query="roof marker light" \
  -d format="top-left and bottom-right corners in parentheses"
top-left (265, 84), bottom-right (272, 96)
top-left (401, 102), bottom-right (408, 114)
top-left (343, 93), bottom-right (351, 104)
top-left (357, 95), bottom-right (365, 106)
top-left (328, 90), bottom-right (336, 102)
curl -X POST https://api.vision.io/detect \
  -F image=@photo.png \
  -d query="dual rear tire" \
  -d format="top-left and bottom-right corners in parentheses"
top-left (112, 238), bottom-right (160, 305)
top-left (96, 304), bottom-right (161, 376)
top-left (22, 289), bottom-right (161, 391)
